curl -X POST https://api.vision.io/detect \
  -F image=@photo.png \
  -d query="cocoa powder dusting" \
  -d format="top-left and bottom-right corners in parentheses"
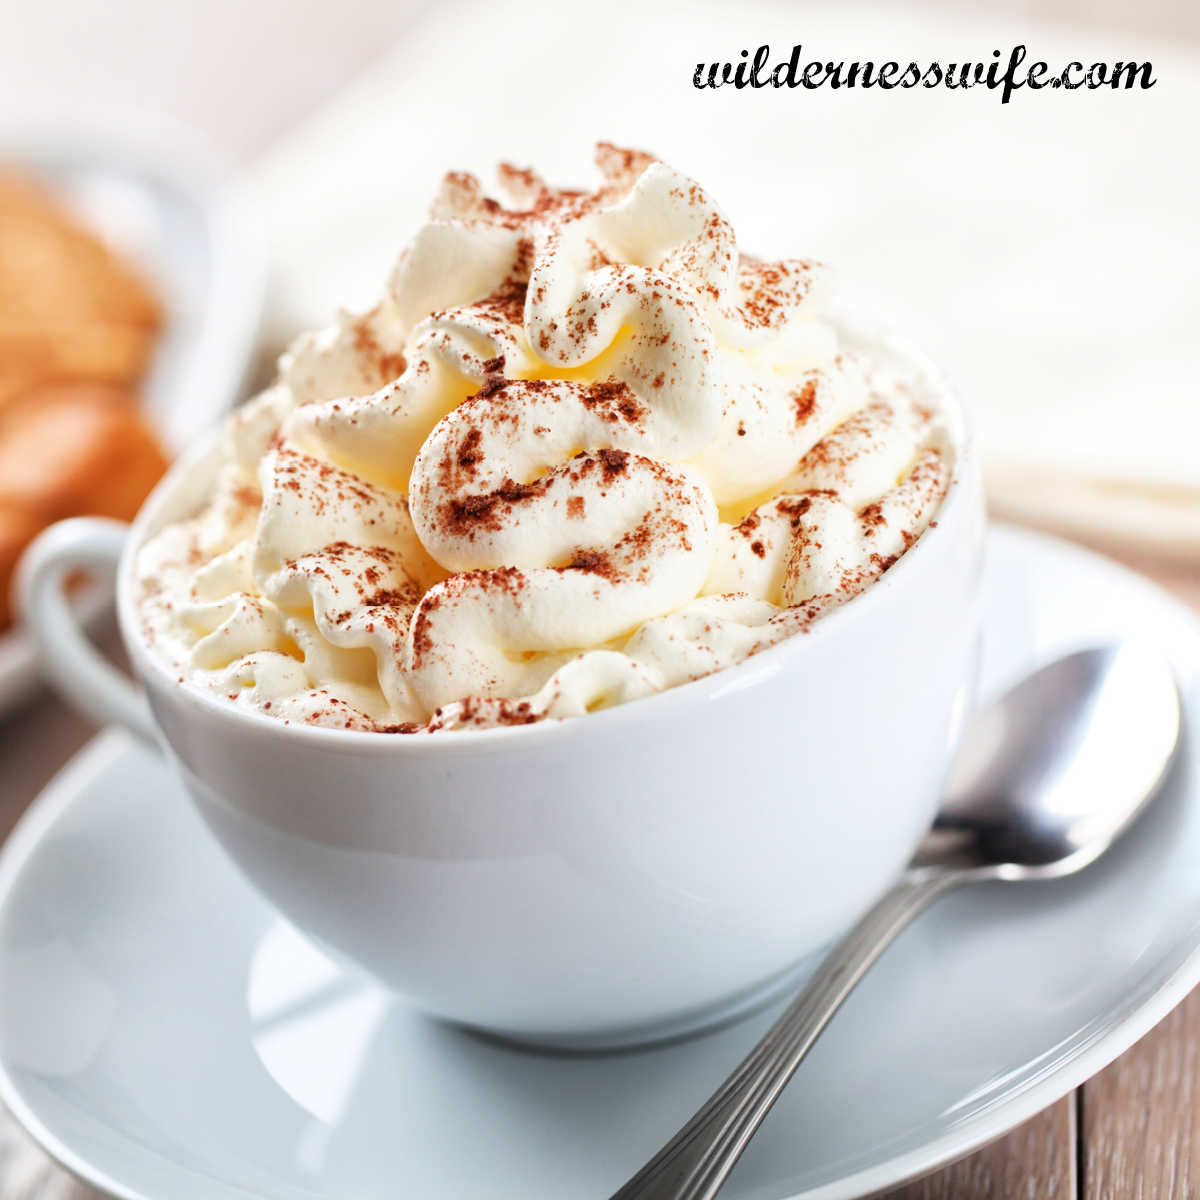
top-left (565, 549), bottom-right (613, 576)
top-left (597, 448), bottom-right (630, 478)
top-left (457, 427), bottom-right (483, 470)
top-left (580, 379), bottom-right (646, 424)
top-left (793, 379), bottom-right (818, 424)
top-left (353, 318), bottom-right (406, 383)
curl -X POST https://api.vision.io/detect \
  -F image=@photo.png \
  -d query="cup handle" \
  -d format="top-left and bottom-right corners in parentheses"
top-left (17, 517), bottom-right (158, 745)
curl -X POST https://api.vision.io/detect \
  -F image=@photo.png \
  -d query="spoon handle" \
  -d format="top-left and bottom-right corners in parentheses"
top-left (609, 870), bottom-right (959, 1200)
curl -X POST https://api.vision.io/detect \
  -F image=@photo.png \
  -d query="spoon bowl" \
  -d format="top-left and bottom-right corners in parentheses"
top-left (932, 643), bottom-right (1181, 876)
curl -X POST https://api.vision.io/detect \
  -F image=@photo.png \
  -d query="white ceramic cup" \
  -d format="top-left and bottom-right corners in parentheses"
top-left (17, 350), bottom-right (984, 1050)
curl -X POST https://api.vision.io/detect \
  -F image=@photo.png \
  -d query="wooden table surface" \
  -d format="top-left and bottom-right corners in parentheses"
top-left (1, 538), bottom-right (1197, 1200)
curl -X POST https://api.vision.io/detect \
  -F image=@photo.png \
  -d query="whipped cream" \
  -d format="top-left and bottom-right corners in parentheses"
top-left (136, 144), bottom-right (953, 732)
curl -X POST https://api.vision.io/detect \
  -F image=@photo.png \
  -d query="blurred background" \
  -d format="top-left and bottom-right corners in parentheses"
top-left (0, 0), bottom-right (1196, 1190)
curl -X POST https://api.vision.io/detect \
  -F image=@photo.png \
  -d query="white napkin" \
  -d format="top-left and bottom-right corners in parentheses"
top-left (246, 0), bottom-right (1200, 556)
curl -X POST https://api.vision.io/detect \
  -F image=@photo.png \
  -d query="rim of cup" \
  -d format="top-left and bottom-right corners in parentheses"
top-left (117, 327), bottom-right (978, 755)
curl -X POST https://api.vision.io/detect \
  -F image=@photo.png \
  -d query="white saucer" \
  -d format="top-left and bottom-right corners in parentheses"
top-left (1, 525), bottom-right (1199, 1200)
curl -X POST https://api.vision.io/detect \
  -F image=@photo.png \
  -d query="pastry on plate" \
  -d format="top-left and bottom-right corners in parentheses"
top-left (0, 384), bottom-right (168, 525)
top-left (0, 171), bottom-right (167, 631)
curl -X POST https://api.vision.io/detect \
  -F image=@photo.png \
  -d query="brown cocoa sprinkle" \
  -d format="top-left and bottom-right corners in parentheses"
top-left (457, 427), bottom-right (483, 469)
top-left (581, 379), bottom-right (646, 424)
top-left (794, 379), bottom-right (818, 424)
top-left (566, 495), bottom-right (585, 519)
top-left (565, 549), bottom-right (614, 577)
top-left (409, 604), bottom-right (435, 658)
top-left (513, 237), bottom-right (534, 278)
top-left (437, 696), bottom-right (540, 729)
top-left (481, 355), bottom-right (506, 375)
top-left (353, 317), bottom-right (406, 383)
top-left (360, 579), bottom-right (421, 608)
top-left (452, 492), bottom-right (500, 522)
top-left (472, 565), bottom-right (527, 595)
top-left (595, 141), bottom-right (656, 180)
top-left (597, 448), bottom-right (630, 478)
top-left (777, 489), bottom-right (839, 529)
top-left (859, 501), bottom-right (886, 532)
top-left (750, 540), bottom-right (766, 558)
top-left (778, 495), bottom-right (814, 525)
top-left (736, 421), bottom-right (746, 437)
top-left (614, 513), bottom-right (658, 560)
top-left (503, 701), bottom-right (537, 725)
top-left (475, 281), bottom-right (527, 326)
top-left (474, 375), bottom-right (508, 400)
top-left (269, 448), bottom-right (382, 516)
top-left (447, 477), bottom-right (544, 532)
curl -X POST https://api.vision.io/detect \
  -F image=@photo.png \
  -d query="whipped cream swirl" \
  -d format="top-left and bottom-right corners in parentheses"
top-left (136, 144), bottom-right (953, 732)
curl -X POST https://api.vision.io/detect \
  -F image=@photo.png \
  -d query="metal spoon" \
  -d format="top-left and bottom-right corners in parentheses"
top-left (612, 643), bottom-right (1182, 1200)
